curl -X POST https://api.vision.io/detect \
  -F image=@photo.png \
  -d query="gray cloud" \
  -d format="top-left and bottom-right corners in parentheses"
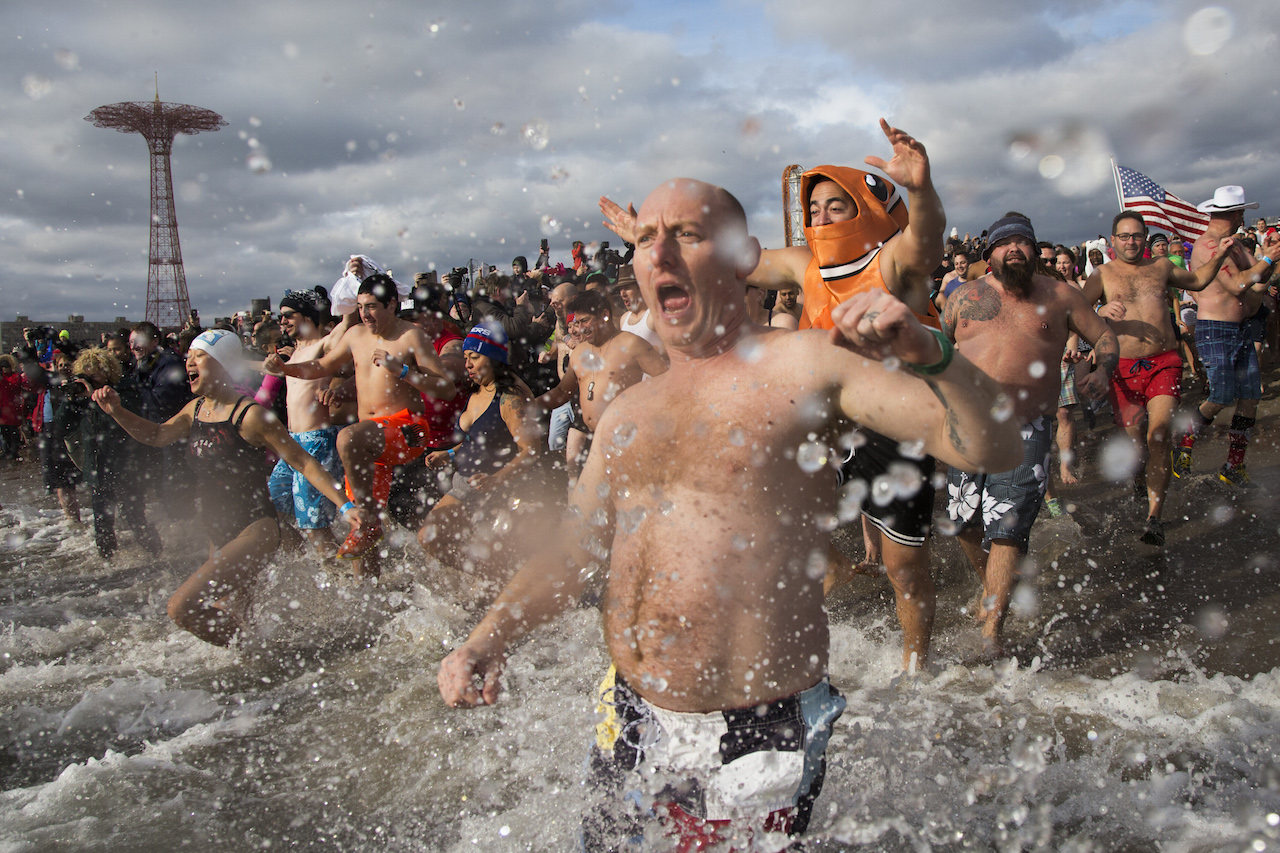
top-left (2, 0), bottom-right (1277, 322)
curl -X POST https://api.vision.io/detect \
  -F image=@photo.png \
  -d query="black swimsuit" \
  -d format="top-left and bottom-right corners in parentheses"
top-left (452, 391), bottom-right (518, 479)
top-left (187, 397), bottom-right (277, 544)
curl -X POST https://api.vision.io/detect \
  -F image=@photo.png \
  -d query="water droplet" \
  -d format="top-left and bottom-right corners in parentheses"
top-left (1184, 7), bottom-right (1233, 55)
top-left (612, 421), bottom-right (637, 449)
top-left (886, 461), bottom-right (923, 500)
top-left (499, 826), bottom-right (511, 837)
top-left (490, 122), bottom-right (506, 135)
top-left (1028, 360), bottom-right (1046, 379)
top-left (837, 479), bottom-right (867, 522)
top-left (736, 336), bottom-right (765, 364)
top-left (521, 120), bottom-right (549, 150)
top-left (580, 350), bottom-right (605, 371)
top-left (22, 74), bottom-right (51, 100)
top-left (935, 516), bottom-right (960, 537)
top-left (54, 49), bottom-right (79, 71)
top-left (805, 549), bottom-right (826, 580)
top-left (728, 427), bottom-right (745, 446)
top-left (288, 599), bottom-right (301, 610)
top-left (659, 500), bottom-right (675, 516)
top-left (345, 140), bottom-right (358, 153)
top-left (816, 513), bottom-right (838, 532)
top-left (731, 534), bottom-right (749, 551)
top-left (1099, 434), bottom-right (1141, 481)
top-left (896, 439), bottom-right (926, 461)
top-left (882, 356), bottom-right (902, 372)
top-left (1210, 504), bottom-right (1234, 525)
top-left (990, 393), bottom-right (1014, 423)
top-left (246, 151), bottom-right (272, 173)
top-left (539, 215), bottom-right (561, 237)
top-left (795, 441), bottom-right (828, 474)
top-left (1038, 155), bottom-right (1065, 180)
top-left (453, 98), bottom-right (465, 110)
top-left (870, 474), bottom-right (895, 507)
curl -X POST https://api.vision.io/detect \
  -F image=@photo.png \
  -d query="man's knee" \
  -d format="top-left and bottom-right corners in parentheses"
top-left (338, 421), bottom-right (383, 459)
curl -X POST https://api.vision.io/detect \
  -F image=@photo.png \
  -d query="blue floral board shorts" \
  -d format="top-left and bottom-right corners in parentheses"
top-left (268, 426), bottom-right (343, 529)
top-left (945, 416), bottom-right (1051, 553)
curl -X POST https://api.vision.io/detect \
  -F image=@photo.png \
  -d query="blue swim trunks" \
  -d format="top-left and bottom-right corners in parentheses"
top-left (268, 426), bottom-right (343, 529)
top-left (945, 416), bottom-right (1051, 553)
top-left (1196, 318), bottom-right (1262, 406)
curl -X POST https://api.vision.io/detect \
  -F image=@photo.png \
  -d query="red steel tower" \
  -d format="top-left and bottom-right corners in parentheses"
top-left (86, 94), bottom-right (226, 328)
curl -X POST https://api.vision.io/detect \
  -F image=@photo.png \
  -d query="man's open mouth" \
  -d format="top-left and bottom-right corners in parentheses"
top-left (658, 285), bottom-right (690, 314)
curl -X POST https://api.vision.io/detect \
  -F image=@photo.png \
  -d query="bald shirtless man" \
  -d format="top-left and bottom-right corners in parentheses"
top-left (1082, 210), bottom-right (1235, 545)
top-left (266, 275), bottom-right (456, 568)
top-left (1173, 186), bottom-right (1280, 487)
top-left (600, 120), bottom-right (946, 672)
top-left (943, 213), bottom-right (1118, 658)
top-left (535, 290), bottom-right (667, 477)
top-left (441, 178), bottom-right (1021, 849)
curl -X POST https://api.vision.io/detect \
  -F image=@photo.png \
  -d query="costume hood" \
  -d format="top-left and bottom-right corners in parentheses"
top-left (801, 165), bottom-right (908, 285)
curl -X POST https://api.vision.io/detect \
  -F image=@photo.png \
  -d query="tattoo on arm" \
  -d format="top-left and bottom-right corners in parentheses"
top-left (923, 378), bottom-right (966, 456)
top-left (1092, 331), bottom-right (1120, 376)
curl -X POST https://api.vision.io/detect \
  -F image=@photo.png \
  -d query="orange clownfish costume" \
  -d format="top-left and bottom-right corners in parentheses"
top-left (799, 165), bottom-right (938, 331)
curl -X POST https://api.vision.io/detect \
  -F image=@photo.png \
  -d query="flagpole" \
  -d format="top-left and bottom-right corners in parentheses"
top-left (1111, 158), bottom-right (1124, 211)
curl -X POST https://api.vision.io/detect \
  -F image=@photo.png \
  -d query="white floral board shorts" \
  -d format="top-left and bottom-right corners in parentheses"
top-left (945, 416), bottom-right (1050, 553)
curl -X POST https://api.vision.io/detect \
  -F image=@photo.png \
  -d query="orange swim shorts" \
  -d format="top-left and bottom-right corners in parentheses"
top-left (343, 408), bottom-right (430, 508)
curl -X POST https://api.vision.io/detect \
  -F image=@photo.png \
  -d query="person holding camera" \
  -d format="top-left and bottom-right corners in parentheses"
top-left (64, 347), bottom-right (162, 559)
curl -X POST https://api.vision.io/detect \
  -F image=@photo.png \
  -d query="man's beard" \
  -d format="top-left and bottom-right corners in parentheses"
top-left (993, 255), bottom-right (1035, 296)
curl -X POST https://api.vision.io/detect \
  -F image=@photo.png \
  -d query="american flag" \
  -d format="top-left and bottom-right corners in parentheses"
top-left (1112, 163), bottom-right (1209, 239)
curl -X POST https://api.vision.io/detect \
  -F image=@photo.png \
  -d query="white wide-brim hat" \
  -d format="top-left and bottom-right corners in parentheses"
top-left (1197, 185), bottom-right (1260, 213)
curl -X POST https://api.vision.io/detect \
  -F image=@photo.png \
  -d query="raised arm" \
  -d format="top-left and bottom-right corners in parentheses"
top-left (827, 290), bottom-right (1022, 473)
top-left (1192, 234), bottom-right (1275, 295)
top-left (267, 332), bottom-right (353, 380)
top-left (1172, 238), bottom-right (1238, 292)
top-left (91, 388), bottom-right (196, 447)
top-left (438, 432), bottom-right (614, 707)
top-left (869, 119), bottom-right (945, 314)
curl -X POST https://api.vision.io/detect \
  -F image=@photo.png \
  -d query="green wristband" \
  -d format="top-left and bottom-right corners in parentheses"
top-left (906, 329), bottom-right (954, 376)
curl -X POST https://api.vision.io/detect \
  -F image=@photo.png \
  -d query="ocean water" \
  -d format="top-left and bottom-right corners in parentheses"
top-left (2, 472), bottom-right (1279, 852)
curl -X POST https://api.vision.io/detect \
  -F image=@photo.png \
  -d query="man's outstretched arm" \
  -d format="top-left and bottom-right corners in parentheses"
top-left (438, 437), bottom-right (614, 707)
top-left (827, 290), bottom-right (1022, 474)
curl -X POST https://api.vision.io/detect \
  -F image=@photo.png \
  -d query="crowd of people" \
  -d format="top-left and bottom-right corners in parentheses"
top-left (5, 118), bottom-right (1279, 849)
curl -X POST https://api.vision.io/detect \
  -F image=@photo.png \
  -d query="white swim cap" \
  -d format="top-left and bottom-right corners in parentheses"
top-left (189, 329), bottom-right (247, 375)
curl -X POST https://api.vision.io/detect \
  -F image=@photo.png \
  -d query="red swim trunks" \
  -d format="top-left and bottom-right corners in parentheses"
top-left (1108, 350), bottom-right (1183, 427)
top-left (343, 408), bottom-right (430, 508)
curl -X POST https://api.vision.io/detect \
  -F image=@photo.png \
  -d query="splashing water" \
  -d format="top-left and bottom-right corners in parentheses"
top-left (611, 422), bottom-right (637, 449)
top-left (1184, 6), bottom-right (1233, 55)
top-left (1099, 433), bottom-right (1142, 481)
top-left (837, 479), bottom-right (868, 523)
top-left (579, 350), bottom-right (605, 372)
top-left (990, 393), bottom-right (1015, 423)
top-left (796, 441), bottom-right (829, 474)
top-left (521, 120), bottom-right (549, 151)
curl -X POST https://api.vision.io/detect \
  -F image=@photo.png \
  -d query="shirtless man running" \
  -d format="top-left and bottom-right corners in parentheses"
top-left (600, 120), bottom-right (946, 672)
top-left (266, 286), bottom-right (346, 556)
top-left (535, 289), bottom-right (667, 476)
top-left (266, 274), bottom-right (456, 569)
top-left (943, 213), bottom-right (1118, 658)
top-left (1082, 210), bottom-right (1235, 545)
top-left (440, 178), bottom-right (1021, 849)
top-left (1173, 186), bottom-right (1280, 487)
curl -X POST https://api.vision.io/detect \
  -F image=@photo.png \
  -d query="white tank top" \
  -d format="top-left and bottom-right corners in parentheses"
top-left (620, 310), bottom-right (662, 350)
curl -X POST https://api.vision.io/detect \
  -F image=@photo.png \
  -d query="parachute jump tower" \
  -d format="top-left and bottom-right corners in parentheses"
top-left (86, 90), bottom-right (226, 328)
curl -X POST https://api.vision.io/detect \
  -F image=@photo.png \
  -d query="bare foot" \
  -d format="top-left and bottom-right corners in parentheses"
top-left (965, 591), bottom-right (990, 622)
top-left (1059, 463), bottom-right (1079, 486)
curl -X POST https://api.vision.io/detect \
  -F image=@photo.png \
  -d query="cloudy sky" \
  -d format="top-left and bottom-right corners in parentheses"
top-left (4, 0), bottom-right (1278, 322)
